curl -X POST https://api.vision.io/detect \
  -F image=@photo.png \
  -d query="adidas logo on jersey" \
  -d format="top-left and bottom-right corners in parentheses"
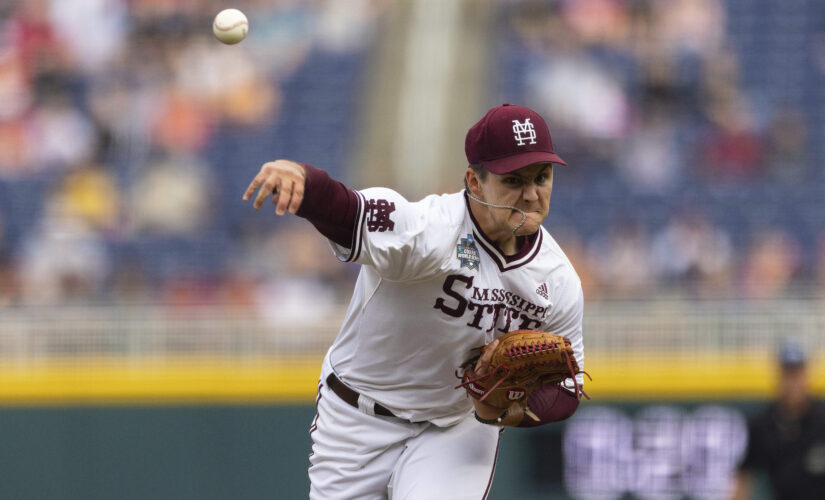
top-left (536, 283), bottom-right (548, 300)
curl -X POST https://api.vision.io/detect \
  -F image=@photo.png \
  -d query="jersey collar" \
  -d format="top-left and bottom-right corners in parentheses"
top-left (464, 191), bottom-right (543, 272)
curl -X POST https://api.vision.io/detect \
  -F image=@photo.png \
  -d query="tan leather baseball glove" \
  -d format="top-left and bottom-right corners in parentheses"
top-left (456, 329), bottom-right (587, 420)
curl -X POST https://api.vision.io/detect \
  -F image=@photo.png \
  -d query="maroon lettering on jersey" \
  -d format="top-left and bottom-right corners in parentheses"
top-left (465, 302), bottom-right (492, 329)
top-left (435, 274), bottom-right (548, 331)
top-left (433, 274), bottom-right (473, 317)
top-left (365, 199), bottom-right (396, 232)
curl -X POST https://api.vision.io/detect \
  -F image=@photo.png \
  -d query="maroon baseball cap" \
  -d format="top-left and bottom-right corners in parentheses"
top-left (465, 103), bottom-right (566, 174)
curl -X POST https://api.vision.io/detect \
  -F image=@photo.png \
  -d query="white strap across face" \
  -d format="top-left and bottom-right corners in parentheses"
top-left (465, 190), bottom-right (527, 235)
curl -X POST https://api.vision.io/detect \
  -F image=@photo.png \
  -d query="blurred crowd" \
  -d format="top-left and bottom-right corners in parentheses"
top-left (0, 0), bottom-right (382, 310)
top-left (499, 0), bottom-right (825, 300)
top-left (0, 0), bottom-right (824, 312)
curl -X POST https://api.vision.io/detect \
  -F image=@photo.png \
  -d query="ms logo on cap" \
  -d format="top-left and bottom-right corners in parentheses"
top-left (512, 119), bottom-right (537, 146)
top-left (465, 103), bottom-right (567, 174)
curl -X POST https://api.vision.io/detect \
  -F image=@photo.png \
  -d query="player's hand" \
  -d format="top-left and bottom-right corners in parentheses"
top-left (469, 339), bottom-right (524, 426)
top-left (472, 338), bottom-right (499, 378)
top-left (242, 159), bottom-right (306, 215)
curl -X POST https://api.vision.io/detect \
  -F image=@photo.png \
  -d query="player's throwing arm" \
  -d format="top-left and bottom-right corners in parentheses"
top-left (242, 159), bottom-right (306, 215)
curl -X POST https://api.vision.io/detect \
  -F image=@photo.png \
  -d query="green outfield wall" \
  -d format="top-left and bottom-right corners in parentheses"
top-left (0, 402), bottom-right (773, 500)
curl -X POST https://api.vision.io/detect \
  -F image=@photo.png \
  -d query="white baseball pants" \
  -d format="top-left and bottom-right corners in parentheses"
top-left (308, 375), bottom-right (502, 499)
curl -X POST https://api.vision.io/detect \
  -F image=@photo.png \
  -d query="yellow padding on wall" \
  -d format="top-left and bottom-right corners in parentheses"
top-left (583, 352), bottom-right (825, 400)
top-left (1, 352), bottom-right (823, 405)
top-left (0, 357), bottom-right (323, 406)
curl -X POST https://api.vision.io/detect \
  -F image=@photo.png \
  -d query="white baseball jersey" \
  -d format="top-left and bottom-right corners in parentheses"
top-left (325, 188), bottom-right (584, 427)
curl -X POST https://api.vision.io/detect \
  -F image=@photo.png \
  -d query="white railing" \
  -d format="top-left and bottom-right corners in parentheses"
top-left (1, 296), bottom-right (824, 360)
top-left (0, 304), bottom-right (346, 359)
top-left (584, 296), bottom-right (825, 353)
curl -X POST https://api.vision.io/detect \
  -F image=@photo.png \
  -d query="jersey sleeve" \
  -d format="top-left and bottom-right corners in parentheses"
top-left (543, 268), bottom-right (585, 390)
top-left (328, 187), bottom-right (454, 282)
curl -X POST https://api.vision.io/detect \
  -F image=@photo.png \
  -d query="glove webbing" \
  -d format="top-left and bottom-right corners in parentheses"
top-left (455, 364), bottom-right (511, 402)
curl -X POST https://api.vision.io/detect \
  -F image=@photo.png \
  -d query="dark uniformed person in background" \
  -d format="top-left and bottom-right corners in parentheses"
top-left (731, 341), bottom-right (825, 500)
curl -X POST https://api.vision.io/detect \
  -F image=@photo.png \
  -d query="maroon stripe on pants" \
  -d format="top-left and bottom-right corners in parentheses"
top-left (307, 380), bottom-right (323, 462)
top-left (482, 428), bottom-right (504, 499)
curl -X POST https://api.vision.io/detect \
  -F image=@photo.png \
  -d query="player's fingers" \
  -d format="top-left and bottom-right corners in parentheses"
top-left (243, 176), bottom-right (264, 201)
top-left (275, 178), bottom-right (293, 216)
top-left (254, 178), bottom-right (278, 209)
top-left (475, 339), bottom-right (499, 376)
top-left (288, 182), bottom-right (304, 214)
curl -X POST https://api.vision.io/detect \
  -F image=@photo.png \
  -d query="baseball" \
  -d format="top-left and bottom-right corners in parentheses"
top-left (213, 8), bottom-right (248, 45)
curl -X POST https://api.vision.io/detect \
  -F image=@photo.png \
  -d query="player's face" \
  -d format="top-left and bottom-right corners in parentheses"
top-left (780, 365), bottom-right (810, 410)
top-left (482, 162), bottom-right (553, 237)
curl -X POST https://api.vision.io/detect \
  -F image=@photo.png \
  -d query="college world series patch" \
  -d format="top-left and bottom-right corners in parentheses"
top-left (457, 234), bottom-right (480, 270)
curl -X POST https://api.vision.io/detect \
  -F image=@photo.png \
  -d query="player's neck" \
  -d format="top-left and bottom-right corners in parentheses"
top-left (497, 234), bottom-right (521, 255)
top-left (780, 395), bottom-right (811, 419)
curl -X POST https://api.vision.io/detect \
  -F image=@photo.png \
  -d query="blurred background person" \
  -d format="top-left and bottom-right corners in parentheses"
top-left (732, 341), bottom-right (825, 500)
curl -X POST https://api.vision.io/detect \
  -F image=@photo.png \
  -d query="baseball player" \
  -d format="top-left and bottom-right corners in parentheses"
top-left (243, 103), bottom-right (585, 499)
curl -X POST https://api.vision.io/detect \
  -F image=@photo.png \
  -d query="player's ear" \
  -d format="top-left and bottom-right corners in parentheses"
top-left (465, 167), bottom-right (484, 197)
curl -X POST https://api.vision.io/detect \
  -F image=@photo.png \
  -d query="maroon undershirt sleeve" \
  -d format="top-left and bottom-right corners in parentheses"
top-left (295, 163), bottom-right (359, 249)
top-left (518, 385), bottom-right (580, 428)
